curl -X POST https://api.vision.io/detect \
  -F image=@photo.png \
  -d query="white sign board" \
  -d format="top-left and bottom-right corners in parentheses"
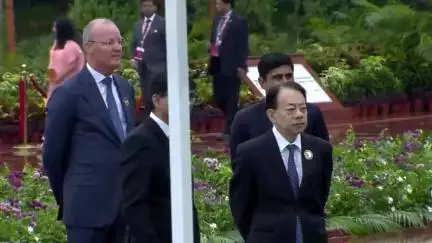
top-left (246, 64), bottom-right (332, 103)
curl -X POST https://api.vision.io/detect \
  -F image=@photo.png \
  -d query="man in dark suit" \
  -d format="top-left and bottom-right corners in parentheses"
top-left (120, 73), bottom-right (200, 243)
top-left (230, 53), bottom-right (329, 160)
top-left (229, 82), bottom-right (333, 243)
top-left (130, 0), bottom-right (166, 115)
top-left (43, 19), bottom-right (135, 243)
top-left (208, 0), bottom-right (248, 137)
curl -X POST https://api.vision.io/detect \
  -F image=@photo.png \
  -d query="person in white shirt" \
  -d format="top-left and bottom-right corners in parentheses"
top-left (130, 0), bottom-right (167, 116)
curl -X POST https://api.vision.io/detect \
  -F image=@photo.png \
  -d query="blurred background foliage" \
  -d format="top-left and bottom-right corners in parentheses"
top-left (1, 0), bottom-right (432, 105)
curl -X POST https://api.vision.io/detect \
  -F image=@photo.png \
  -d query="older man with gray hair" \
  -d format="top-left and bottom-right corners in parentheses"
top-left (42, 18), bottom-right (135, 243)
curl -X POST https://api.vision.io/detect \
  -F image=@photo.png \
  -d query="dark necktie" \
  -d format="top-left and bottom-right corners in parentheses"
top-left (286, 144), bottom-right (303, 243)
top-left (102, 77), bottom-right (125, 141)
top-left (142, 19), bottom-right (152, 41)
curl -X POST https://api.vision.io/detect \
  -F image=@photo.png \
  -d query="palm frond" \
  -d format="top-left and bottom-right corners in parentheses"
top-left (389, 211), bottom-right (425, 228)
top-left (327, 210), bottom-right (432, 237)
top-left (201, 230), bottom-right (244, 243)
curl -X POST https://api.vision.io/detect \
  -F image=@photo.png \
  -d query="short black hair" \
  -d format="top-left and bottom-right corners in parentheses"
top-left (54, 17), bottom-right (76, 49)
top-left (141, 0), bottom-right (156, 3)
top-left (149, 72), bottom-right (196, 111)
top-left (258, 53), bottom-right (294, 80)
top-left (265, 82), bottom-right (307, 110)
top-left (221, 0), bottom-right (235, 7)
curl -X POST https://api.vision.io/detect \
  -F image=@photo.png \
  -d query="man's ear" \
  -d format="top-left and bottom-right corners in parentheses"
top-left (151, 94), bottom-right (158, 107)
top-left (266, 109), bottom-right (276, 124)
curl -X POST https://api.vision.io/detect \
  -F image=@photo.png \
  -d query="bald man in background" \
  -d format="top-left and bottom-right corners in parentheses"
top-left (43, 18), bottom-right (135, 243)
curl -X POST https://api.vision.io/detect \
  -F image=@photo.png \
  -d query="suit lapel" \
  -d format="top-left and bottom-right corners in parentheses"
top-left (113, 76), bottom-right (133, 132)
top-left (147, 118), bottom-right (170, 164)
top-left (80, 68), bottom-right (120, 144)
top-left (221, 12), bottom-right (235, 41)
top-left (263, 131), bottom-right (296, 199)
top-left (299, 134), bottom-right (316, 191)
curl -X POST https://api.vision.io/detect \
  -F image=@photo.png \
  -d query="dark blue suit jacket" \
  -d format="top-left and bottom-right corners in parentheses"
top-left (42, 67), bottom-right (136, 227)
top-left (230, 99), bottom-right (329, 160)
top-left (207, 11), bottom-right (248, 76)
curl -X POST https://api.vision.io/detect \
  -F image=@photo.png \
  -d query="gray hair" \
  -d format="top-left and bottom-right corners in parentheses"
top-left (82, 18), bottom-right (116, 46)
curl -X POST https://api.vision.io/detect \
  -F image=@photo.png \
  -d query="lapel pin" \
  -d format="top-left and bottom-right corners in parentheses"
top-left (123, 97), bottom-right (129, 107)
top-left (154, 29), bottom-right (158, 33)
top-left (304, 150), bottom-right (313, 160)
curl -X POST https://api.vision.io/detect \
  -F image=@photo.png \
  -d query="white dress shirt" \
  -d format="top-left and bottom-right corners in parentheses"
top-left (142, 14), bottom-right (156, 33)
top-left (87, 63), bottom-right (127, 134)
top-left (272, 126), bottom-right (303, 185)
top-left (150, 112), bottom-right (169, 137)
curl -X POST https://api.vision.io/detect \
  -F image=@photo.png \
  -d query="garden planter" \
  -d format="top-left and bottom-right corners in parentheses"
top-left (379, 102), bottom-right (390, 117)
top-left (328, 235), bottom-right (352, 243)
top-left (389, 93), bottom-right (410, 116)
top-left (424, 90), bottom-right (432, 112)
top-left (364, 103), bottom-right (379, 118)
top-left (409, 90), bottom-right (426, 114)
top-left (191, 121), bottom-right (207, 133)
top-left (207, 116), bottom-right (225, 133)
top-left (351, 104), bottom-right (363, 118)
top-left (412, 97), bottom-right (425, 114)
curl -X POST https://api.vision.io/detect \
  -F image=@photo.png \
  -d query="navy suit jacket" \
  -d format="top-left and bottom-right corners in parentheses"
top-left (131, 15), bottom-right (167, 74)
top-left (230, 99), bottom-right (329, 160)
top-left (207, 11), bottom-right (248, 76)
top-left (42, 67), bottom-right (136, 227)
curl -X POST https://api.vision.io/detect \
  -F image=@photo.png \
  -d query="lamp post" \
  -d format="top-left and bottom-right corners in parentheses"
top-left (5, 0), bottom-right (15, 54)
top-left (208, 0), bottom-right (216, 18)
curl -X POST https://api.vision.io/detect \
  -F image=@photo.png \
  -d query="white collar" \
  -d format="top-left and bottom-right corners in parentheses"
top-left (150, 112), bottom-right (169, 137)
top-left (145, 14), bottom-right (156, 22)
top-left (224, 10), bottom-right (232, 18)
top-left (272, 126), bottom-right (301, 152)
top-left (86, 63), bottom-right (112, 83)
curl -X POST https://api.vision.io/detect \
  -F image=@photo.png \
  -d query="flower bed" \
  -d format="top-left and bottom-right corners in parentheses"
top-left (1, 129), bottom-right (432, 242)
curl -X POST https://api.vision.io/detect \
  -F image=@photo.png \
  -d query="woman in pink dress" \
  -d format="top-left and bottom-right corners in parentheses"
top-left (47, 17), bottom-right (85, 102)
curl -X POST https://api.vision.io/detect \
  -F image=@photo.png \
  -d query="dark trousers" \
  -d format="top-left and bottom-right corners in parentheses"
top-left (139, 65), bottom-right (155, 118)
top-left (66, 218), bottom-right (127, 243)
top-left (212, 73), bottom-right (240, 135)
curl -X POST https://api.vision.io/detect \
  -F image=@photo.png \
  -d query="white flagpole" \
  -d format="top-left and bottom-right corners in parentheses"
top-left (165, 0), bottom-right (194, 241)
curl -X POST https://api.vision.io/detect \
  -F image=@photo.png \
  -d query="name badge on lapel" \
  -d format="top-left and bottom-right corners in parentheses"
top-left (304, 150), bottom-right (313, 160)
top-left (123, 97), bottom-right (130, 107)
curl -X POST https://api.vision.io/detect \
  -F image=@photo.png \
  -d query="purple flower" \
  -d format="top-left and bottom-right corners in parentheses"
top-left (403, 141), bottom-right (420, 153)
top-left (354, 140), bottom-right (363, 148)
top-left (346, 175), bottom-right (365, 188)
top-left (350, 179), bottom-right (365, 187)
top-left (0, 202), bottom-right (11, 212)
top-left (394, 154), bottom-right (408, 165)
top-left (404, 130), bottom-right (421, 139)
top-left (193, 181), bottom-right (211, 191)
top-left (7, 171), bottom-right (24, 189)
top-left (28, 200), bottom-right (45, 210)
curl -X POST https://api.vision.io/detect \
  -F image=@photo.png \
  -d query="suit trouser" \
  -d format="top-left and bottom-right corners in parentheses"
top-left (212, 73), bottom-right (240, 134)
top-left (66, 217), bottom-right (127, 243)
top-left (139, 67), bottom-right (156, 117)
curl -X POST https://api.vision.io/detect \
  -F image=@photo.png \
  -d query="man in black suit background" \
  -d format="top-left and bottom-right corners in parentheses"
top-left (230, 53), bottom-right (329, 160)
top-left (229, 82), bottom-right (333, 243)
top-left (208, 0), bottom-right (248, 138)
top-left (43, 19), bottom-right (135, 243)
top-left (120, 73), bottom-right (200, 243)
top-left (130, 0), bottom-right (167, 115)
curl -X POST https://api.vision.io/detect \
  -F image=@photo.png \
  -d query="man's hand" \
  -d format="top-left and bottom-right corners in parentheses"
top-left (130, 59), bottom-right (138, 70)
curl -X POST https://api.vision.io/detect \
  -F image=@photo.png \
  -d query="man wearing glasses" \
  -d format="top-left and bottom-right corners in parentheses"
top-left (43, 18), bottom-right (135, 243)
